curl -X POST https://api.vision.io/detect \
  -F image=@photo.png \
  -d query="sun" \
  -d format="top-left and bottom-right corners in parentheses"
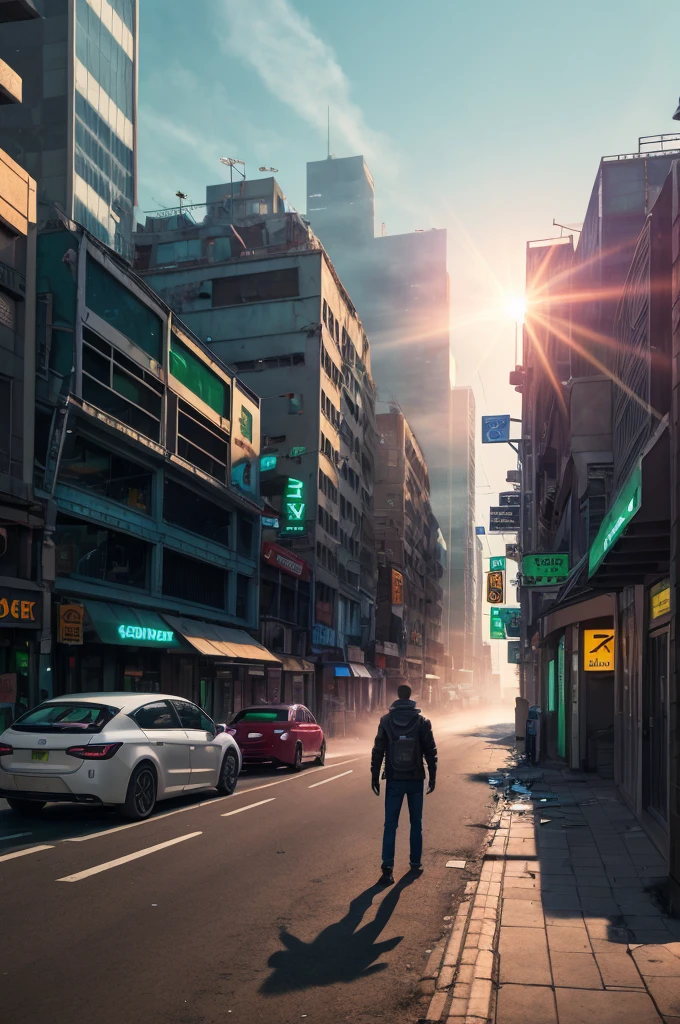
top-left (506, 295), bottom-right (527, 324)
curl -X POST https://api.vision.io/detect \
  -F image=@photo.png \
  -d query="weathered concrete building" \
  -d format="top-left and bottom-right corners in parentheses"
top-left (374, 406), bottom-right (446, 703)
top-left (133, 181), bottom-right (382, 731)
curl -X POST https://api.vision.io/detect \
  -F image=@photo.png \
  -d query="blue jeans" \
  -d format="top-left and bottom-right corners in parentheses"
top-left (381, 779), bottom-right (424, 868)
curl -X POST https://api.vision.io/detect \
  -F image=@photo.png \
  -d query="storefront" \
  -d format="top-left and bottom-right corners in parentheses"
top-left (279, 655), bottom-right (315, 708)
top-left (0, 584), bottom-right (42, 731)
top-left (642, 577), bottom-right (671, 852)
top-left (51, 598), bottom-right (282, 723)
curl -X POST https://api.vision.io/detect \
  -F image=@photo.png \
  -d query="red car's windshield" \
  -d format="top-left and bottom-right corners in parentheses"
top-left (231, 708), bottom-right (290, 724)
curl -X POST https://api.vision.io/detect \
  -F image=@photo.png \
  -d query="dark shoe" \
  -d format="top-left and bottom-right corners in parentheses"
top-left (410, 862), bottom-right (423, 872)
top-left (379, 865), bottom-right (394, 886)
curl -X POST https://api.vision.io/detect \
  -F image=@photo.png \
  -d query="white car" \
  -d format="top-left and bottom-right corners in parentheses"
top-left (0, 693), bottom-right (242, 820)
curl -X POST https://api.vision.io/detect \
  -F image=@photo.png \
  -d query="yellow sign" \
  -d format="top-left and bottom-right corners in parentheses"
top-left (391, 569), bottom-right (404, 605)
top-left (583, 629), bottom-right (615, 671)
top-left (650, 581), bottom-right (671, 620)
top-left (59, 603), bottom-right (84, 645)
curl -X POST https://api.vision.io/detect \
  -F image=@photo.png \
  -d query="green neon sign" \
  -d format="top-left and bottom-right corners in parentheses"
top-left (282, 477), bottom-right (306, 533)
top-left (522, 553), bottom-right (569, 587)
top-left (588, 462), bottom-right (642, 578)
top-left (117, 624), bottom-right (175, 643)
top-left (490, 608), bottom-right (505, 639)
top-left (260, 455), bottom-right (277, 472)
top-left (490, 556), bottom-right (506, 572)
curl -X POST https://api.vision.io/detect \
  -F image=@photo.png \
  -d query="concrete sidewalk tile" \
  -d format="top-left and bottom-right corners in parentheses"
top-left (590, 937), bottom-right (630, 952)
top-left (480, 920), bottom-right (497, 936)
top-left (584, 917), bottom-right (627, 940)
top-left (580, 898), bottom-right (620, 916)
top-left (642, 977), bottom-right (680, 1018)
top-left (503, 886), bottom-right (542, 902)
top-left (488, 881), bottom-right (501, 897)
top-left (542, 893), bottom-right (582, 910)
top-left (547, 924), bottom-right (591, 953)
top-left (550, 950), bottom-right (604, 989)
top-left (554, 987), bottom-right (663, 1023)
top-left (624, 915), bottom-right (666, 930)
top-left (578, 886), bottom-right (615, 899)
top-left (632, 944), bottom-right (680, 977)
top-left (632, 930), bottom-right (676, 946)
top-left (544, 909), bottom-right (586, 928)
top-left (542, 880), bottom-right (579, 894)
top-left (499, 925), bottom-right (552, 985)
top-left (474, 949), bottom-right (494, 980)
top-left (501, 899), bottom-right (545, 928)
top-left (496, 984), bottom-right (557, 1024)
top-left (426, 989), bottom-right (448, 1021)
top-left (456, 964), bottom-right (474, 985)
top-left (446, 995), bottom-right (469, 1018)
top-left (466, 919), bottom-right (482, 936)
top-left (476, 933), bottom-right (494, 951)
top-left (466, 977), bottom-right (493, 1018)
top-left (437, 965), bottom-right (455, 989)
top-left (664, 943), bottom-right (680, 957)
top-left (595, 949), bottom-right (646, 988)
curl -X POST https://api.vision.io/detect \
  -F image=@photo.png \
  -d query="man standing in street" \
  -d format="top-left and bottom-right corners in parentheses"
top-left (371, 684), bottom-right (438, 885)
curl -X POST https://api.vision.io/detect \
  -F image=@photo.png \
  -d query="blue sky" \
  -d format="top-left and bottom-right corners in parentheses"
top-left (138, 0), bottom-right (680, 667)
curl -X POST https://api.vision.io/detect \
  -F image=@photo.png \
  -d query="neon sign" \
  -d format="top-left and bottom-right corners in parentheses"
top-left (282, 477), bottom-right (306, 533)
top-left (117, 625), bottom-right (175, 643)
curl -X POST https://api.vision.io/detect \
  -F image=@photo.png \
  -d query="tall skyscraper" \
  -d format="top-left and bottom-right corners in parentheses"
top-left (450, 386), bottom-right (476, 678)
top-left (306, 155), bottom-right (453, 659)
top-left (0, 0), bottom-right (137, 258)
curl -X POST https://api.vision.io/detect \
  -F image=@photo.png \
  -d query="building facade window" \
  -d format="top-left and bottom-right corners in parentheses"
top-left (55, 514), bottom-right (149, 589)
top-left (82, 327), bottom-right (163, 442)
top-left (59, 435), bottom-right (152, 513)
top-left (163, 477), bottom-right (231, 546)
top-left (86, 258), bottom-right (162, 360)
top-left (76, 0), bottom-right (134, 122)
top-left (162, 548), bottom-right (227, 609)
top-left (169, 335), bottom-right (230, 417)
top-left (211, 267), bottom-right (299, 307)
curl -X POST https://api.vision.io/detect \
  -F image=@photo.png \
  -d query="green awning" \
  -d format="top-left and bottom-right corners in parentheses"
top-left (84, 601), bottom-right (186, 649)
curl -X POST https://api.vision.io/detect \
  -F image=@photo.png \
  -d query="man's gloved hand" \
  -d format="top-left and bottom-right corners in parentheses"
top-left (372, 780), bottom-right (380, 796)
top-left (426, 778), bottom-right (436, 795)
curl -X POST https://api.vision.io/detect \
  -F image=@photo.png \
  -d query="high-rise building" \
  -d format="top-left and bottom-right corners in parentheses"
top-left (0, 0), bottom-right (42, 725)
top-left (450, 386), bottom-right (476, 678)
top-left (306, 156), bottom-right (453, 662)
top-left (0, 0), bottom-right (137, 258)
top-left (133, 179), bottom-right (382, 731)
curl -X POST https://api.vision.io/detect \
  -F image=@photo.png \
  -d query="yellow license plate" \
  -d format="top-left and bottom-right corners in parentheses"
top-left (31, 750), bottom-right (49, 762)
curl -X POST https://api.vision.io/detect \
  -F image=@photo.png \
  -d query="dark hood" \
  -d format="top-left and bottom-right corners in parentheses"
top-left (388, 698), bottom-right (421, 728)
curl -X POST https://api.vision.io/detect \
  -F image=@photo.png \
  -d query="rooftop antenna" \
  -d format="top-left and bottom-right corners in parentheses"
top-left (552, 217), bottom-right (582, 237)
top-left (175, 191), bottom-right (188, 214)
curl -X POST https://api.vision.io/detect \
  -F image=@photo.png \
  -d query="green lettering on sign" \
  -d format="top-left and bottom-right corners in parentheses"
top-left (282, 477), bottom-right (306, 534)
top-left (588, 462), bottom-right (642, 578)
top-left (490, 607), bottom-right (505, 639)
top-left (490, 556), bottom-right (506, 572)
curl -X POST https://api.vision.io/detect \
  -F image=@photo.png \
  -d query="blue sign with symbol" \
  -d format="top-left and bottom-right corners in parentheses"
top-left (475, 526), bottom-right (486, 535)
top-left (481, 415), bottom-right (511, 443)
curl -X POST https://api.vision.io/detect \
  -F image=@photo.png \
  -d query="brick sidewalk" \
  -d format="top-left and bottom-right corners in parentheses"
top-left (492, 768), bottom-right (680, 1024)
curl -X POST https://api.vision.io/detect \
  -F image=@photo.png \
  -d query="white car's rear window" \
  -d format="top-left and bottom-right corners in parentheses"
top-left (11, 702), bottom-right (119, 733)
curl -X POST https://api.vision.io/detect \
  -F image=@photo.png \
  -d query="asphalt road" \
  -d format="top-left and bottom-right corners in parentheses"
top-left (0, 707), bottom-right (512, 1024)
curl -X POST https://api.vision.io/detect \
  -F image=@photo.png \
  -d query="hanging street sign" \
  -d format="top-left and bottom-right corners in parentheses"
top-left (490, 506), bottom-right (520, 532)
top-left (259, 455), bottom-right (277, 472)
top-left (507, 641), bottom-right (521, 664)
top-left (522, 553), bottom-right (570, 587)
top-left (500, 607), bottom-right (521, 638)
top-left (499, 491), bottom-right (520, 507)
top-left (490, 556), bottom-right (506, 572)
top-left (481, 415), bottom-right (511, 443)
top-left (475, 526), bottom-right (486, 535)
top-left (490, 608), bottom-right (506, 639)
top-left (486, 571), bottom-right (505, 604)
top-left (583, 629), bottom-right (615, 671)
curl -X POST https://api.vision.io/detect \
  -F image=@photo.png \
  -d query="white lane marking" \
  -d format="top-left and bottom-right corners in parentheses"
top-left (221, 798), bottom-right (275, 818)
top-left (0, 844), bottom-right (54, 864)
top-left (57, 832), bottom-right (202, 883)
top-left (308, 770), bottom-right (353, 789)
top-left (0, 832), bottom-right (32, 842)
top-left (65, 756), bottom-right (367, 843)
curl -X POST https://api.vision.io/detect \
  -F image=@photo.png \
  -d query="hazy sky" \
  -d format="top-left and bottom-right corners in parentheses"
top-left (137, 0), bottom-right (680, 675)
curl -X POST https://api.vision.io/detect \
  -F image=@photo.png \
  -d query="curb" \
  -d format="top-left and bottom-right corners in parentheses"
top-left (420, 807), bottom-right (504, 1023)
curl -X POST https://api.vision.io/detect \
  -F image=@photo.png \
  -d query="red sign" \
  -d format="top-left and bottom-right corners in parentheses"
top-left (0, 672), bottom-right (17, 703)
top-left (262, 542), bottom-right (311, 582)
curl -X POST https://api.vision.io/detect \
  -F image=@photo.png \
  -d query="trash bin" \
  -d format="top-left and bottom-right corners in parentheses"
top-left (515, 697), bottom-right (529, 755)
top-left (526, 704), bottom-right (541, 765)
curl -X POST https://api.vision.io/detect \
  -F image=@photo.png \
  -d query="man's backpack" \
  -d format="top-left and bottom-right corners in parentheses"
top-left (385, 716), bottom-right (422, 774)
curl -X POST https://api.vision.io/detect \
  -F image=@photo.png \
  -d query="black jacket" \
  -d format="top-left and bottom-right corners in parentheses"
top-left (371, 699), bottom-right (437, 782)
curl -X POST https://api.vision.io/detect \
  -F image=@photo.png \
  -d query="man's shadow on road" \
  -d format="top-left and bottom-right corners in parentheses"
top-left (260, 871), bottom-right (419, 994)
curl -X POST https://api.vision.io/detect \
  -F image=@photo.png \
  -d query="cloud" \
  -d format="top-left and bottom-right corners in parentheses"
top-left (221, 0), bottom-right (394, 171)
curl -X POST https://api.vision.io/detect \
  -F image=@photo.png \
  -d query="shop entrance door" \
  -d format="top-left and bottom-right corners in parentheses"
top-left (644, 629), bottom-right (669, 824)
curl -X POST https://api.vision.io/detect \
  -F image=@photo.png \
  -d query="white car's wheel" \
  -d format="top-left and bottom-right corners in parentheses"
top-left (217, 749), bottom-right (239, 795)
top-left (122, 763), bottom-right (157, 820)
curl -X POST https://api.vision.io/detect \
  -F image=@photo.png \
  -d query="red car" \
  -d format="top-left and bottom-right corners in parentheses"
top-left (230, 704), bottom-right (325, 771)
